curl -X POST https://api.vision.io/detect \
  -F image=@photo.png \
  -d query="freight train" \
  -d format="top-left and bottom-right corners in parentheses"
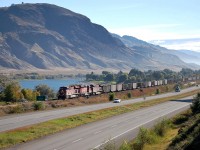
top-left (57, 76), bottom-right (199, 100)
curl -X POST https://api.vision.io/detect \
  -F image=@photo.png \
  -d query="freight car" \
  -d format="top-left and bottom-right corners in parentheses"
top-left (111, 84), bottom-right (117, 92)
top-left (102, 84), bottom-right (111, 93)
top-left (116, 84), bottom-right (123, 91)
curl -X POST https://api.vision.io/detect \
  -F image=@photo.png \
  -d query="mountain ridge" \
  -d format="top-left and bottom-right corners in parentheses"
top-left (112, 34), bottom-right (200, 68)
top-left (0, 3), bottom-right (197, 72)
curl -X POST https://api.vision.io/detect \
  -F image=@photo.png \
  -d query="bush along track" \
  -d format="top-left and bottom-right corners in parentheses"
top-left (0, 89), bottom-right (199, 149)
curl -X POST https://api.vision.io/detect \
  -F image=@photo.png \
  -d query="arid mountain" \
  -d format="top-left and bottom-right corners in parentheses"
top-left (112, 34), bottom-right (200, 70)
top-left (0, 3), bottom-right (197, 71)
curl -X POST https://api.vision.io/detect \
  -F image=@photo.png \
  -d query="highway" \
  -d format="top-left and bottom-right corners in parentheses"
top-left (8, 96), bottom-right (192, 150)
top-left (0, 86), bottom-right (199, 133)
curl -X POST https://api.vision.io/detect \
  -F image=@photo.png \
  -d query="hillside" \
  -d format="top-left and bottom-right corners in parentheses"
top-left (0, 3), bottom-right (197, 71)
top-left (112, 34), bottom-right (200, 69)
top-left (149, 38), bottom-right (200, 65)
top-left (177, 50), bottom-right (200, 65)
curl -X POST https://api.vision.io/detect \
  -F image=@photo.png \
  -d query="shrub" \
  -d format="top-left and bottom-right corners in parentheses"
top-left (173, 115), bottom-right (189, 125)
top-left (155, 89), bottom-right (160, 94)
top-left (22, 102), bottom-right (33, 111)
top-left (165, 86), bottom-right (169, 92)
top-left (133, 127), bottom-right (156, 150)
top-left (97, 140), bottom-right (116, 150)
top-left (109, 93), bottom-right (115, 101)
top-left (191, 93), bottom-right (200, 114)
top-left (33, 102), bottom-right (44, 110)
top-left (119, 141), bottom-right (132, 150)
top-left (127, 93), bottom-right (132, 98)
top-left (9, 105), bottom-right (23, 113)
top-left (153, 119), bottom-right (171, 137)
top-left (51, 103), bottom-right (58, 108)
top-left (0, 93), bottom-right (5, 101)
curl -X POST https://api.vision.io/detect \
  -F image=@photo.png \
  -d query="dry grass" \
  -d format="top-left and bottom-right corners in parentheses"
top-left (144, 128), bottom-right (179, 150)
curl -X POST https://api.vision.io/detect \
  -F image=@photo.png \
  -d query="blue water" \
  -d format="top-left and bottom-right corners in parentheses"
top-left (19, 79), bottom-right (82, 91)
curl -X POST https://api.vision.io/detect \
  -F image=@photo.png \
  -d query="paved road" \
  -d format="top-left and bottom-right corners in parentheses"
top-left (8, 96), bottom-right (192, 150)
top-left (0, 86), bottom-right (199, 132)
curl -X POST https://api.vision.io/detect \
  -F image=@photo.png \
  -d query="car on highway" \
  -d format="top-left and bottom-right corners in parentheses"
top-left (175, 86), bottom-right (181, 92)
top-left (113, 98), bottom-right (121, 103)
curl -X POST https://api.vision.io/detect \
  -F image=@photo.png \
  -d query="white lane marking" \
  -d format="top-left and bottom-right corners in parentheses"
top-left (93, 104), bottom-right (190, 149)
top-left (72, 138), bottom-right (82, 143)
top-left (94, 130), bottom-right (102, 134)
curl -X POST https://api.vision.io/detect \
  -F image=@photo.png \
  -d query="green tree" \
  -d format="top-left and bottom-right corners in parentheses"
top-left (163, 69), bottom-right (174, 75)
top-left (155, 89), bottom-right (160, 94)
top-left (129, 68), bottom-right (143, 76)
top-left (128, 76), bottom-right (136, 82)
top-left (102, 71), bottom-right (110, 75)
top-left (136, 76), bottom-right (142, 82)
top-left (35, 84), bottom-right (55, 99)
top-left (0, 92), bottom-right (5, 101)
top-left (109, 93), bottom-right (115, 101)
top-left (86, 72), bottom-right (99, 81)
top-left (33, 102), bottom-right (45, 110)
top-left (152, 71), bottom-right (164, 80)
top-left (21, 89), bottom-right (39, 101)
top-left (191, 93), bottom-right (200, 114)
top-left (105, 73), bottom-right (114, 81)
top-left (180, 68), bottom-right (194, 77)
top-left (4, 82), bottom-right (23, 102)
top-left (117, 74), bottom-right (128, 83)
top-left (127, 92), bottom-right (132, 98)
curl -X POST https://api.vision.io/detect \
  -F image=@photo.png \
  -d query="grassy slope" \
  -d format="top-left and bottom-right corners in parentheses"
top-left (141, 109), bottom-right (200, 150)
top-left (144, 129), bottom-right (179, 150)
top-left (168, 113), bottom-right (200, 150)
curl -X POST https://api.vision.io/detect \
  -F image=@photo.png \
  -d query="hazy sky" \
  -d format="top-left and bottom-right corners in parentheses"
top-left (1, 0), bottom-right (200, 42)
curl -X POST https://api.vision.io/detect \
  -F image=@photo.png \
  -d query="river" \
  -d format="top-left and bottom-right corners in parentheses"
top-left (19, 78), bottom-right (83, 91)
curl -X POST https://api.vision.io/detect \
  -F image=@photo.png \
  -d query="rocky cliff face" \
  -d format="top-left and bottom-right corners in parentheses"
top-left (0, 3), bottom-right (196, 71)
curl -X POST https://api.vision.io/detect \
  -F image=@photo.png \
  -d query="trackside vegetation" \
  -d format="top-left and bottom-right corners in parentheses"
top-left (0, 90), bottom-right (199, 149)
top-left (109, 93), bottom-right (115, 101)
